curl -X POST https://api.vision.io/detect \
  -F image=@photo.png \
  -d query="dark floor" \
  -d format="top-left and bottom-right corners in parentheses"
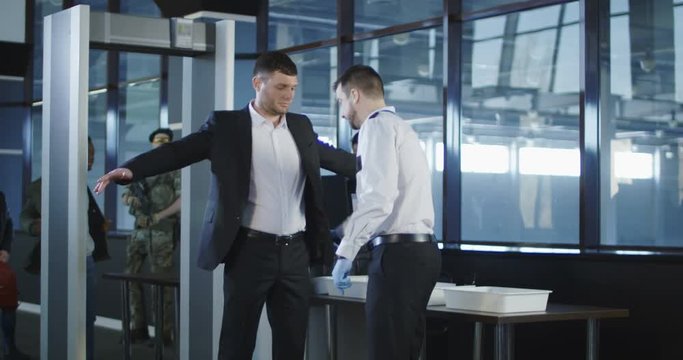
top-left (12, 310), bottom-right (176, 360)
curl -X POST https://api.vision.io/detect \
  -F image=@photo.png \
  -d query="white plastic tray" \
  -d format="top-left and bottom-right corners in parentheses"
top-left (312, 277), bottom-right (469, 304)
top-left (312, 276), bottom-right (369, 298)
top-left (443, 286), bottom-right (552, 313)
top-left (428, 283), bottom-right (474, 305)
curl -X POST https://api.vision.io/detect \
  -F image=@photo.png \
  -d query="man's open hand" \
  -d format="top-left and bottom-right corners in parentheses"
top-left (94, 168), bottom-right (133, 194)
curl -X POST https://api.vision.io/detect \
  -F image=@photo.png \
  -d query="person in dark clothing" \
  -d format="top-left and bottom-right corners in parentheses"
top-left (19, 137), bottom-right (109, 360)
top-left (0, 192), bottom-right (30, 360)
top-left (94, 51), bottom-right (355, 360)
top-left (332, 65), bottom-right (441, 360)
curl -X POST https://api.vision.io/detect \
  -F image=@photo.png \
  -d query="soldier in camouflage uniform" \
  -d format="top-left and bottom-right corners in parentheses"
top-left (122, 128), bottom-right (180, 345)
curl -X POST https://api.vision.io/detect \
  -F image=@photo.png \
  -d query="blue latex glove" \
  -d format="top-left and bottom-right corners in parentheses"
top-left (332, 257), bottom-right (353, 294)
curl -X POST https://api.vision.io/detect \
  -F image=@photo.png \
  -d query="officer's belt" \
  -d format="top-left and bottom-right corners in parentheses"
top-left (368, 233), bottom-right (434, 250)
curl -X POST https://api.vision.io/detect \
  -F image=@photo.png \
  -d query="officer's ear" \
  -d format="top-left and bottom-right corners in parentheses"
top-left (350, 88), bottom-right (360, 104)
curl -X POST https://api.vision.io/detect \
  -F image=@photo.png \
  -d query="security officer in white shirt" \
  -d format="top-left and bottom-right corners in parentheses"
top-left (331, 65), bottom-right (441, 360)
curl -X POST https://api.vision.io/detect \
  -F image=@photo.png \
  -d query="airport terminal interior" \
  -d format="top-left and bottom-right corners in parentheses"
top-left (1, 0), bottom-right (683, 359)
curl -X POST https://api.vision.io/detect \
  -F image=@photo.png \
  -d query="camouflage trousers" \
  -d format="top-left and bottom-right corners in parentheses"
top-left (125, 229), bottom-right (175, 340)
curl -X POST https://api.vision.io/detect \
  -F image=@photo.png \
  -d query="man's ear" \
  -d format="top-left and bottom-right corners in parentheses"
top-left (351, 88), bottom-right (360, 104)
top-left (252, 76), bottom-right (260, 92)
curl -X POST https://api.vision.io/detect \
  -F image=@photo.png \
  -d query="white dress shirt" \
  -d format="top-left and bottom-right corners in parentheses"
top-left (241, 101), bottom-right (306, 235)
top-left (336, 106), bottom-right (434, 260)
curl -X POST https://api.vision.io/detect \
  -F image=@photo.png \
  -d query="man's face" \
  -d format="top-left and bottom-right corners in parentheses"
top-left (87, 141), bottom-right (95, 171)
top-left (253, 71), bottom-right (298, 116)
top-left (151, 133), bottom-right (171, 148)
top-left (335, 85), bottom-right (360, 130)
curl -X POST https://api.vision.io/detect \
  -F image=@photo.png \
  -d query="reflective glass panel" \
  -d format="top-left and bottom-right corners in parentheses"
top-left (353, 28), bottom-right (444, 239)
top-left (76, 0), bottom-right (107, 11)
top-left (88, 92), bottom-right (107, 211)
top-left (461, 3), bottom-right (580, 245)
top-left (117, 52), bottom-right (161, 230)
top-left (269, 0), bottom-right (336, 50)
top-left (33, 0), bottom-right (63, 98)
top-left (236, 21), bottom-right (257, 53)
top-left (289, 47), bottom-right (339, 148)
top-left (90, 50), bottom-right (107, 90)
top-left (235, 59), bottom-right (256, 108)
top-left (464, 0), bottom-right (539, 14)
top-left (120, 0), bottom-right (161, 17)
top-left (355, 0), bottom-right (441, 34)
top-left (600, 0), bottom-right (683, 247)
top-left (30, 105), bottom-right (41, 180)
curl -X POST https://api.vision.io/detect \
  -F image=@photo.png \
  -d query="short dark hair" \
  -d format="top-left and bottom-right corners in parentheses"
top-left (253, 51), bottom-right (298, 77)
top-left (333, 65), bottom-right (384, 99)
top-left (149, 128), bottom-right (174, 143)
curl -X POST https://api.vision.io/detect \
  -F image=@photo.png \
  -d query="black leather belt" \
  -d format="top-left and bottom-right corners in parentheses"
top-left (368, 233), bottom-right (434, 250)
top-left (239, 227), bottom-right (304, 246)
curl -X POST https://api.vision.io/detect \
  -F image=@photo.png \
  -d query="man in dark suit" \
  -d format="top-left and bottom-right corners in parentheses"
top-left (95, 51), bottom-right (355, 360)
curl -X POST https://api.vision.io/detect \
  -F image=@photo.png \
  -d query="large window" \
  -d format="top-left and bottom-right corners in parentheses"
top-left (463, 0), bottom-right (543, 14)
top-left (354, 28), bottom-right (444, 238)
top-left (354, 0), bottom-right (441, 33)
top-left (269, 0), bottom-right (336, 50)
top-left (88, 50), bottom-right (108, 211)
top-left (76, 0), bottom-right (107, 11)
top-left (32, 0), bottom-right (62, 99)
top-left (116, 52), bottom-right (162, 230)
top-left (461, 3), bottom-right (580, 245)
top-left (120, 0), bottom-right (161, 17)
top-left (600, 0), bottom-right (683, 247)
top-left (290, 47), bottom-right (339, 147)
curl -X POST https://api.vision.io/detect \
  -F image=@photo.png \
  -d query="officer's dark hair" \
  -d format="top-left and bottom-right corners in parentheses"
top-left (333, 65), bottom-right (384, 100)
top-left (253, 51), bottom-right (298, 77)
top-left (148, 128), bottom-right (174, 143)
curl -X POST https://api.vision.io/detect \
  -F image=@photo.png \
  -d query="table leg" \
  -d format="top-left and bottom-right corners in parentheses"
top-left (325, 304), bottom-right (337, 360)
top-left (494, 324), bottom-right (514, 360)
top-left (121, 281), bottom-right (131, 360)
top-left (508, 325), bottom-right (514, 360)
top-left (175, 287), bottom-right (180, 358)
top-left (154, 285), bottom-right (164, 360)
top-left (473, 322), bottom-right (483, 360)
top-left (587, 318), bottom-right (599, 360)
top-left (419, 323), bottom-right (427, 360)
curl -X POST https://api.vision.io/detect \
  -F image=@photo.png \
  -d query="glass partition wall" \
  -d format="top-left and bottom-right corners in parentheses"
top-left (600, 0), bottom-right (683, 248)
top-left (20, 0), bottom-right (683, 253)
top-left (461, 3), bottom-right (580, 246)
top-left (269, 0), bottom-right (683, 254)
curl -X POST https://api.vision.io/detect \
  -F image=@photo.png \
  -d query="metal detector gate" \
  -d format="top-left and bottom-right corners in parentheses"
top-left (42, 5), bottom-right (251, 359)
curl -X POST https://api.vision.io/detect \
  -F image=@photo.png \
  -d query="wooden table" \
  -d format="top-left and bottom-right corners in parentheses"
top-left (103, 272), bottom-right (180, 360)
top-left (311, 295), bottom-right (629, 360)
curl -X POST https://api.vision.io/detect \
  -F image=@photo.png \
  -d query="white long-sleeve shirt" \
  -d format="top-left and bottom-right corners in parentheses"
top-left (336, 106), bottom-right (434, 260)
top-left (241, 101), bottom-right (306, 235)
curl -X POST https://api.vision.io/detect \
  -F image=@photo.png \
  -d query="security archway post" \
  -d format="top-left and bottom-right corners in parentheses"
top-left (42, 5), bottom-right (244, 359)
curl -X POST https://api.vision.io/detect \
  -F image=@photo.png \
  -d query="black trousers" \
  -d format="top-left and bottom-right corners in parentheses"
top-left (218, 229), bottom-right (311, 360)
top-left (366, 241), bottom-right (441, 360)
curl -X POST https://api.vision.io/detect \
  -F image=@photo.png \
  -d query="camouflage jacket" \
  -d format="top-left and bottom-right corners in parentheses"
top-left (124, 171), bottom-right (180, 233)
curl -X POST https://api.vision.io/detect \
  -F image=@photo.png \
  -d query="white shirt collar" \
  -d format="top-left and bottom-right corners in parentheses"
top-left (366, 106), bottom-right (396, 121)
top-left (249, 101), bottom-right (288, 129)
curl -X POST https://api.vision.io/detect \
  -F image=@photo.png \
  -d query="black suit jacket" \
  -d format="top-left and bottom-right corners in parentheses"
top-left (88, 189), bottom-right (109, 261)
top-left (122, 108), bottom-right (356, 270)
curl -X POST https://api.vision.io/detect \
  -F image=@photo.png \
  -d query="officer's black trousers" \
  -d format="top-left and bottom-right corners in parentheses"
top-left (366, 241), bottom-right (441, 360)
